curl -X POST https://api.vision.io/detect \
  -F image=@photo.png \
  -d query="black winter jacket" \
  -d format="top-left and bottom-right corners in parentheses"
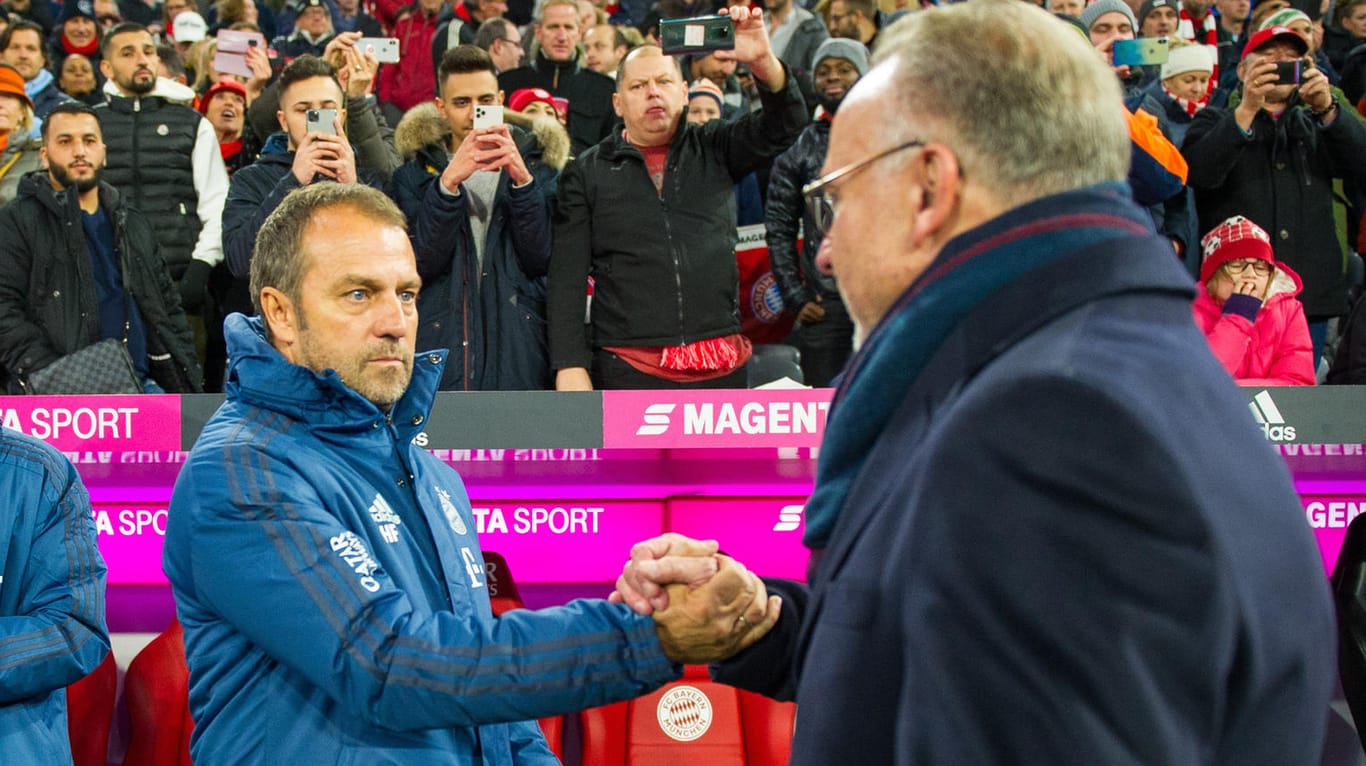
top-left (1183, 94), bottom-right (1366, 317)
top-left (0, 173), bottom-right (203, 393)
top-left (498, 54), bottom-right (617, 156)
top-left (547, 66), bottom-right (809, 371)
top-left (390, 115), bottom-right (559, 391)
top-left (95, 93), bottom-right (207, 282)
top-left (766, 117), bottom-right (837, 312)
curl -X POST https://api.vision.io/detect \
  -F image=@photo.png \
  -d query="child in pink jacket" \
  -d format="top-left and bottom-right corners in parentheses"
top-left (1193, 215), bottom-right (1315, 385)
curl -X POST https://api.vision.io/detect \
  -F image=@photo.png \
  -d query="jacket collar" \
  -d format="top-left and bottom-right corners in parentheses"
top-left (17, 172), bottom-right (125, 216)
top-left (223, 314), bottom-right (446, 441)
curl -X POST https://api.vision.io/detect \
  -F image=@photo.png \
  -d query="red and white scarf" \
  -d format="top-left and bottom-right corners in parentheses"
top-left (1177, 8), bottom-right (1219, 99)
top-left (1163, 85), bottom-right (1207, 117)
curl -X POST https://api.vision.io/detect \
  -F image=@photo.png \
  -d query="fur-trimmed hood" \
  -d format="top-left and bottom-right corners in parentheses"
top-left (393, 102), bottom-right (572, 170)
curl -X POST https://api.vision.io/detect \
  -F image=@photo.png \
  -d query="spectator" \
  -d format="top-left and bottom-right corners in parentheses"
top-left (767, 0), bottom-right (826, 73)
top-left (583, 23), bottom-right (627, 77)
top-left (376, 0), bottom-right (443, 123)
top-left (117, 0), bottom-right (158, 27)
top-left (1213, 0), bottom-right (1249, 89)
top-left (432, 0), bottom-right (508, 80)
top-left (169, 10), bottom-right (207, 60)
top-left (0, 64), bottom-right (41, 204)
top-left (392, 45), bottom-right (569, 390)
top-left (685, 49), bottom-right (748, 116)
top-left (1261, 8), bottom-right (1342, 88)
top-left (474, 17), bottom-right (525, 74)
top-left (1184, 24), bottom-right (1366, 361)
top-left (499, 0), bottom-right (617, 155)
top-left (333, 0), bottom-right (382, 36)
top-left (508, 85), bottom-right (565, 123)
top-left (765, 37), bottom-right (864, 387)
top-left (1193, 215), bottom-right (1314, 384)
top-left (1138, 0), bottom-right (1179, 39)
top-left (96, 22), bottom-right (228, 328)
top-left (1081, 0), bottom-right (1141, 96)
top-left (548, 10), bottom-right (808, 390)
top-left (202, 78), bottom-right (254, 175)
top-left (223, 55), bottom-right (387, 312)
top-left (685, 77), bottom-right (761, 225)
top-left (4, 0), bottom-right (56, 37)
top-left (57, 51), bottom-right (101, 103)
top-left (0, 429), bottom-right (108, 762)
top-left (0, 101), bottom-right (203, 393)
top-left (825, 0), bottom-right (880, 48)
top-left (1, 20), bottom-right (66, 120)
top-left (165, 180), bottom-right (774, 764)
top-left (272, 0), bottom-right (335, 60)
top-left (1174, 0), bottom-right (1221, 95)
top-left (1324, 0), bottom-right (1366, 73)
top-left (49, 0), bottom-right (103, 73)
top-left (1144, 38), bottom-right (1216, 146)
top-left (1047, 0), bottom-right (1086, 17)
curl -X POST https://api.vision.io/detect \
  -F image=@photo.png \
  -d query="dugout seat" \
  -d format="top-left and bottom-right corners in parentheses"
top-left (122, 617), bottom-right (194, 766)
top-left (579, 663), bottom-right (796, 766)
top-left (67, 650), bottom-right (117, 766)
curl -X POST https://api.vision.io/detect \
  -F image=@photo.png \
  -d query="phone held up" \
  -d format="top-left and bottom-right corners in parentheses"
top-left (306, 108), bottom-right (338, 136)
top-left (473, 105), bottom-right (504, 131)
top-left (1111, 37), bottom-right (1169, 68)
top-left (1273, 60), bottom-right (1303, 85)
top-left (355, 37), bottom-right (400, 63)
top-left (659, 15), bottom-right (735, 56)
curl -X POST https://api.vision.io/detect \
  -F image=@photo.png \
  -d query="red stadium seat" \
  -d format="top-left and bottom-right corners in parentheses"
top-left (579, 664), bottom-right (796, 766)
top-left (482, 550), bottom-right (564, 759)
top-left (122, 618), bottom-right (194, 766)
top-left (66, 650), bottom-right (116, 766)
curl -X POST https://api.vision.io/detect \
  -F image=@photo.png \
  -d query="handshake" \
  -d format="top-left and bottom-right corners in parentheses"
top-left (610, 533), bottom-right (783, 664)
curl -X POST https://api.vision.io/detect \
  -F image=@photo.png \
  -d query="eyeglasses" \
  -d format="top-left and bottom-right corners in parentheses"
top-left (1224, 259), bottom-right (1272, 276)
top-left (802, 139), bottom-right (924, 236)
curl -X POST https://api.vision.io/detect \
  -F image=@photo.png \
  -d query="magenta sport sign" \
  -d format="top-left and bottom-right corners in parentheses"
top-left (0, 395), bottom-right (181, 451)
top-left (601, 389), bottom-right (834, 449)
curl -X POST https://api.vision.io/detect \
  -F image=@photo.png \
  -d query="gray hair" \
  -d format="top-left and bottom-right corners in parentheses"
top-left (250, 184), bottom-right (407, 322)
top-left (870, 0), bottom-right (1128, 207)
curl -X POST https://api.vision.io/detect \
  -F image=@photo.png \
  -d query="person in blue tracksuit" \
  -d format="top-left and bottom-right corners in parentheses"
top-left (163, 182), bottom-right (777, 765)
top-left (0, 428), bottom-right (109, 762)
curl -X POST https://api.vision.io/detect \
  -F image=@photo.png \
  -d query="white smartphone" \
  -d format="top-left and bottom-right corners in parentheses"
top-left (356, 37), bottom-right (400, 64)
top-left (473, 105), bottom-right (504, 130)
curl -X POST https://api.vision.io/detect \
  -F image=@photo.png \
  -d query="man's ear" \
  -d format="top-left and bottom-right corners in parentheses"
top-left (908, 145), bottom-right (962, 248)
top-left (612, 91), bottom-right (623, 117)
top-left (259, 287), bottom-right (301, 361)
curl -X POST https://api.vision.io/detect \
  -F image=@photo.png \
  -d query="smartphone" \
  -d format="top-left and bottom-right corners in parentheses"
top-left (473, 104), bottom-right (503, 130)
top-left (1112, 37), bottom-right (1170, 67)
top-left (356, 37), bottom-right (400, 64)
top-left (659, 15), bottom-right (735, 56)
top-left (213, 28), bottom-right (267, 77)
top-left (306, 108), bottom-right (338, 136)
top-left (1274, 60), bottom-right (1302, 85)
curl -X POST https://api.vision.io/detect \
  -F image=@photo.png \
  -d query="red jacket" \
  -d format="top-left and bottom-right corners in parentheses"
top-left (1192, 261), bottom-right (1315, 386)
top-left (377, 6), bottom-right (441, 112)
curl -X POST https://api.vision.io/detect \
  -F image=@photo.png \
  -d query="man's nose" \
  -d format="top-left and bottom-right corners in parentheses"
top-left (815, 236), bottom-right (835, 276)
top-left (374, 293), bottom-right (411, 337)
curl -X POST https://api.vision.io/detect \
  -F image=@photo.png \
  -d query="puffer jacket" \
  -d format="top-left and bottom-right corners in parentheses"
top-left (0, 134), bottom-right (43, 206)
top-left (164, 314), bottom-right (679, 765)
top-left (766, 116), bottom-right (837, 312)
top-left (547, 64), bottom-right (809, 371)
top-left (0, 173), bottom-right (204, 393)
top-left (391, 104), bottom-right (568, 390)
top-left (1193, 260), bottom-right (1315, 385)
top-left (0, 429), bottom-right (109, 764)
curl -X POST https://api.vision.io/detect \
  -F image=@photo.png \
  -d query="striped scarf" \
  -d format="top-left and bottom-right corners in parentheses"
top-left (1177, 9), bottom-right (1220, 99)
top-left (1163, 84), bottom-right (1207, 116)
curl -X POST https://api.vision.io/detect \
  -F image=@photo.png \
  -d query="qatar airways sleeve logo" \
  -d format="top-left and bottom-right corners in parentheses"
top-left (636, 404), bottom-right (677, 436)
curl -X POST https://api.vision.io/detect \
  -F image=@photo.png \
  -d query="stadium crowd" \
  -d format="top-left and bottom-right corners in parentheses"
top-left (0, 0), bottom-right (1363, 393)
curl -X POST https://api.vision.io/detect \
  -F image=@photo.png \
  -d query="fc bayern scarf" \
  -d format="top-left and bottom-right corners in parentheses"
top-left (1177, 9), bottom-right (1219, 99)
top-left (1163, 84), bottom-right (1207, 116)
top-left (801, 184), bottom-right (1151, 550)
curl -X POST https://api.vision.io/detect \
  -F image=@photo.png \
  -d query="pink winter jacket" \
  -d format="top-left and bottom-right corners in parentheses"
top-left (1192, 261), bottom-right (1315, 386)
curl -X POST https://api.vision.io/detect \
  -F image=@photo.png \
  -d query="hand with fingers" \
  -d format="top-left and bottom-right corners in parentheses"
top-left (651, 555), bottom-right (783, 664)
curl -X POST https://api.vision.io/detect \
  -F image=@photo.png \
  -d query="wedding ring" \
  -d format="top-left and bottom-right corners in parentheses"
top-left (354, 65), bottom-right (363, 71)
top-left (734, 614), bottom-right (749, 632)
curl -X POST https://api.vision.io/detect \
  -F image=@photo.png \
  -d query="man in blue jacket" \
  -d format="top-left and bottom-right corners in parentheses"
top-left (616, 3), bottom-right (1336, 763)
top-left (163, 182), bottom-right (780, 765)
top-left (0, 428), bottom-right (109, 762)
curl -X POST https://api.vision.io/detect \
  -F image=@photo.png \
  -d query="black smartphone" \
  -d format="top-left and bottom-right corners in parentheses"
top-left (1274, 60), bottom-right (1302, 85)
top-left (659, 15), bottom-right (735, 56)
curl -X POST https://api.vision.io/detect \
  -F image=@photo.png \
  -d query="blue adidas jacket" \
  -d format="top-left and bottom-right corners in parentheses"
top-left (164, 315), bottom-right (679, 765)
top-left (0, 429), bottom-right (109, 762)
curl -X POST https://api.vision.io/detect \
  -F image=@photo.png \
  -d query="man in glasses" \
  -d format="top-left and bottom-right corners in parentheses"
top-left (765, 37), bottom-right (866, 387)
top-left (547, 6), bottom-right (807, 390)
top-left (614, 3), bottom-right (1335, 763)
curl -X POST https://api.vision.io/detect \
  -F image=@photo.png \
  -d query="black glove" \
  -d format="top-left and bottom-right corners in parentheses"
top-left (178, 259), bottom-right (212, 314)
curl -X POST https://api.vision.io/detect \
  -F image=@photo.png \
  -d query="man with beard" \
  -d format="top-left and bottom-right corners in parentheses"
top-left (0, 101), bottom-right (202, 393)
top-left (94, 22), bottom-right (227, 343)
top-left (0, 20), bottom-right (66, 119)
top-left (765, 37), bottom-right (865, 387)
top-left (163, 181), bottom-right (780, 764)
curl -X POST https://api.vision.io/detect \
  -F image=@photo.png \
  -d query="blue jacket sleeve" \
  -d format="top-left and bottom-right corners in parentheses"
top-left (0, 440), bottom-right (109, 702)
top-left (176, 443), bottom-right (680, 731)
top-left (508, 718), bottom-right (559, 765)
